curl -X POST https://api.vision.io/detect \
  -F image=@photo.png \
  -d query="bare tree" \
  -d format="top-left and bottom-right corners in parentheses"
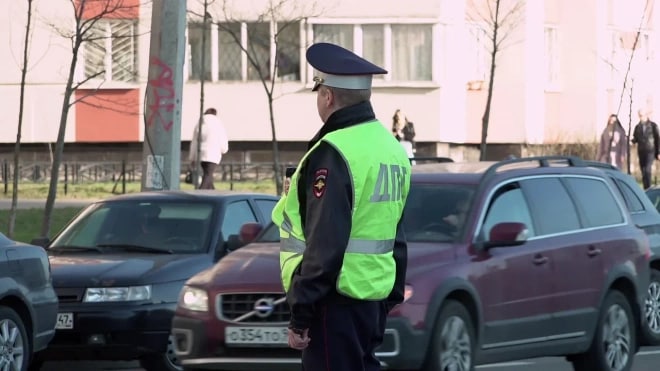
top-left (190, 0), bottom-right (321, 194)
top-left (468, 0), bottom-right (525, 160)
top-left (7, 0), bottom-right (36, 239)
top-left (39, 0), bottom-right (140, 238)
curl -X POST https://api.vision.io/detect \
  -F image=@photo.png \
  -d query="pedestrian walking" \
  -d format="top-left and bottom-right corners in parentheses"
top-left (188, 107), bottom-right (229, 189)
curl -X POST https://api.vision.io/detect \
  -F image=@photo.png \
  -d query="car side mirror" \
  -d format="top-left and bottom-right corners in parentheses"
top-left (239, 223), bottom-right (263, 245)
top-left (30, 237), bottom-right (50, 248)
top-left (483, 222), bottom-right (528, 249)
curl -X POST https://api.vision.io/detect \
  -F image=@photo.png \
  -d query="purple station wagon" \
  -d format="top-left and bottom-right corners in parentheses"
top-left (172, 156), bottom-right (651, 371)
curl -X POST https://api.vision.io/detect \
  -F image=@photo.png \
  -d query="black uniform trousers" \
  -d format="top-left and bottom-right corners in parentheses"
top-left (639, 151), bottom-right (656, 189)
top-left (301, 300), bottom-right (388, 371)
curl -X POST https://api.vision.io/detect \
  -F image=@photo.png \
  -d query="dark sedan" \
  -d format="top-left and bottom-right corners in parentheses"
top-left (29, 191), bottom-right (278, 371)
top-left (0, 232), bottom-right (58, 371)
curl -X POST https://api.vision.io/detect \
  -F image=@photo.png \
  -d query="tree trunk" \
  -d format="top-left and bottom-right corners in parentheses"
top-left (480, 55), bottom-right (497, 161)
top-left (40, 43), bottom-right (81, 238)
top-left (480, 0), bottom-right (501, 161)
top-left (479, 0), bottom-right (500, 161)
top-left (8, 0), bottom-right (34, 239)
top-left (268, 94), bottom-right (282, 195)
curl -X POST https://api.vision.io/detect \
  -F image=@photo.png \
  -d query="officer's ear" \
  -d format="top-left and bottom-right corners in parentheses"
top-left (319, 85), bottom-right (334, 107)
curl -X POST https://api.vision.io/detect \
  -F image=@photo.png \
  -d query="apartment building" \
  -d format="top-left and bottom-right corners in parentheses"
top-left (0, 0), bottom-right (657, 160)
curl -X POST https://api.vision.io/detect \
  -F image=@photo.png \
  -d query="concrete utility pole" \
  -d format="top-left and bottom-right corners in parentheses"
top-left (141, 0), bottom-right (187, 191)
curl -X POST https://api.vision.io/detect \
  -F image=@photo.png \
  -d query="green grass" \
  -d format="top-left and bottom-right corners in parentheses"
top-left (0, 207), bottom-right (83, 244)
top-left (0, 180), bottom-right (278, 199)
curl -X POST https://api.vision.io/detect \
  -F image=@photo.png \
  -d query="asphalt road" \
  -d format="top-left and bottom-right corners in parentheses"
top-left (40, 346), bottom-right (660, 371)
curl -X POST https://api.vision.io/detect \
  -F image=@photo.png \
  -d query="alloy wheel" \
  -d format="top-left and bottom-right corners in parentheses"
top-left (645, 281), bottom-right (660, 334)
top-left (439, 315), bottom-right (471, 371)
top-left (0, 318), bottom-right (25, 371)
top-left (602, 304), bottom-right (631, 371)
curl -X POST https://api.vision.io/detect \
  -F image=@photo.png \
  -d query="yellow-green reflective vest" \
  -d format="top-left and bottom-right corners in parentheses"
top-left (272, 120), bottom-right (412, 300)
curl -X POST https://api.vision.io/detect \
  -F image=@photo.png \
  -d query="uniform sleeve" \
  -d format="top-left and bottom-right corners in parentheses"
top-left (287, 142), bottom-right (352, 330)
top-left (386, 216), bottom-right (408, 311)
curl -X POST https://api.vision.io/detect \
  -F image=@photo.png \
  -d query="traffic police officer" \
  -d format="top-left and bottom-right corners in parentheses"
top-left (272, 42), bottom-right (411, 371)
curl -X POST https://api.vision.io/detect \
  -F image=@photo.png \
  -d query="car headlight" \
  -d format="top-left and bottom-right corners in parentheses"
top-left (178, 286), bottom-right (208, 312)
top-left (83, 285), bottom-right (152, 302)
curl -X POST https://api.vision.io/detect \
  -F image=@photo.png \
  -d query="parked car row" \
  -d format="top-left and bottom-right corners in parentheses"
top-left (3, 155), bottom-right (660, 371)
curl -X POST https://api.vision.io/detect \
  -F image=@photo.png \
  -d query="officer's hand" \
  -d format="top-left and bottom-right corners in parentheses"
top-left (287, 328), bottom-right (310, 350)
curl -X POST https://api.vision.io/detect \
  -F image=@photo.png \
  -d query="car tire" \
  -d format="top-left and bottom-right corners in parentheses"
top-left (571, 290), bottom-right (635, 371)
top-left (423, 300), bottom-right (476, 371)
top-left (0, 305), bottom-right (31, 371)
top-left (139, 334), bottom-right (183, 371)
top-left (642, 268), bottom-right (660, 345)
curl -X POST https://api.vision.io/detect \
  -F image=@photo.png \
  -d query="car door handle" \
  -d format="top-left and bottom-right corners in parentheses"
top-left (533, 255), bottom-right (548, 265)
top-left (587, 246), bottom-right (602, 257)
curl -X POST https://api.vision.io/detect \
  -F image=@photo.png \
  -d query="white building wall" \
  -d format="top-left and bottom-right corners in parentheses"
top-left (1, 0), bottom-right (659, 147)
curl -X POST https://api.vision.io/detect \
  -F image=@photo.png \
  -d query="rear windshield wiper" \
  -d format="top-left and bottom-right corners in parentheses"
top-left (48, 245), bottom-right (105, 253)
top-left (96, 244), bottom-right (173, 254)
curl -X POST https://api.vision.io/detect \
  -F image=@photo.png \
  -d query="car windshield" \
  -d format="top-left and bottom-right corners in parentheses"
top-left (403, 184), bottom-right (476, 243)
top-left (50, 201), bottom-right (215, 254)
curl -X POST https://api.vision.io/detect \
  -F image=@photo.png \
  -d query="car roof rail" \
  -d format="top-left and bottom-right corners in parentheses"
top-left (582, 160), bottom-right (619, 171)
top-left (481, 155), bottom-right (586, 181)
top-left (410, 157), bottom-right (454, 164)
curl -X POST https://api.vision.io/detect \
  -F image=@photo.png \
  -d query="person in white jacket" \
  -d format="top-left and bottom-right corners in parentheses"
top-left (189, 108), bottom-right (229, 189)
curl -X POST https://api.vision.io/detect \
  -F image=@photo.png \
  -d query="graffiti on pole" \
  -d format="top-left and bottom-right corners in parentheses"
top-left (146, 57), bottom-right (175, 132)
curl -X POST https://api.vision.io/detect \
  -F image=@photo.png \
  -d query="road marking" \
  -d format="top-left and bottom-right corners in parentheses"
top-left (476, 362), bottom-right (535, 369)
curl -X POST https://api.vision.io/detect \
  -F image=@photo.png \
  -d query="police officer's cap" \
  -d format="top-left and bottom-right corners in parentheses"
top-left (306, 42), bottom-right (387, 92)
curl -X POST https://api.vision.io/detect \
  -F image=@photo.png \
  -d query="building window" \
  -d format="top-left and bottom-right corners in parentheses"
top-left (190, 21), bottom-right (301, 82)
top-left (246, 22), bottom-right (272, 80)
top-left (84, 20), bottom-right (138, 83)
top-left (218, 23), bottom-right (242, 80)
top-left (391, 25), bottom-right (432, 81)
top-left (276, 22), bottom-right (301, 81)
top-left (466, 24), bottom-right (489, 83)
top-left (362, 24), bottom-right (385, 80)
top-left (187, 22), bottom-right (212, 81)
top-left (312, 23), bottom-right (434, 83)
top-left (544, 26), bottom-right (560, 88)
top-left (313, 24), bottom-right (354, 49)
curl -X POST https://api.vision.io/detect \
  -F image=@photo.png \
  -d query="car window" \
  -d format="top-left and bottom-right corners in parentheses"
top-left (256, 222), bottom-right (280, 243)
top-left (564, 177), bottom-right (625, 228)
top-left (520, 177), bottom-right (581, 235)
top-left (647, 189), bottom-right (660, 212)
top-left (613, 178), bottom-right (645, 213)
top-left (480, 183), bottom-right (535, 240)
top-left (402, 184), bottom-right (476, 243)
top-left (51, 201), bottom-right (215, 253)
top-left (221, 200), bottom-right (258, 240)
top-left (54, 206), bottom-right (109, 247)
top-left (255, 199), bottom-right (277, 225)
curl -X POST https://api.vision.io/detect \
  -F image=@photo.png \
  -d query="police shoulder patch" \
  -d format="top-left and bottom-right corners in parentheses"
top-left (312, 168), bottom-right (328, 198)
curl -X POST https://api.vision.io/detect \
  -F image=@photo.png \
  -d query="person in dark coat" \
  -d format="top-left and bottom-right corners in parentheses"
top-left (632, 109), bottom-right (660, 189)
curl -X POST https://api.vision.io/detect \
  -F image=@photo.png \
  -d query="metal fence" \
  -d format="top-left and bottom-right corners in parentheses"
top-left (0, 160), bottom-right (290, 195)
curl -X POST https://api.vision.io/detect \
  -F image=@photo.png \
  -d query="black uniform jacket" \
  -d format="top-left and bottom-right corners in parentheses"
top-left (287, 101), bottom-right (408, 330)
